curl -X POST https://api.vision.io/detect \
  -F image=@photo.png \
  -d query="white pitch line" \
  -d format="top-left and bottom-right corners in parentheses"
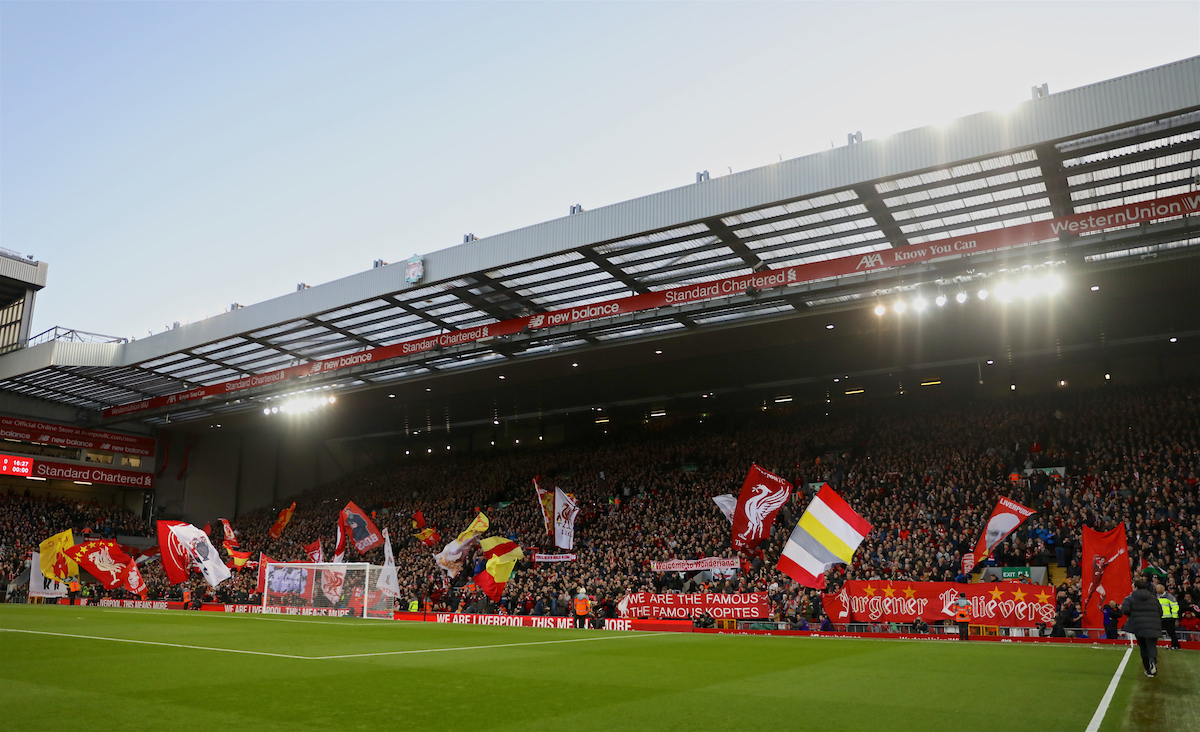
top-left (1084, 646), bottom-right (1132, 732)
top-left (0, 628), bottom-right (309, 659)
top-left (0, 626), bottom-right (667, 660)
top-left (311, 632), bottom-right (669, 659)
top-left (99, 610), bottom-right (378, 626)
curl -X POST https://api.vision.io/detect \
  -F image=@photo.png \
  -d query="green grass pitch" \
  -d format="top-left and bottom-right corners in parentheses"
top-left (2, 605), bottom-right (1197, 731)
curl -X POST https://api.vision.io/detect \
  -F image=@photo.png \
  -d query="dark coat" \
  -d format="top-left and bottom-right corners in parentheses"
top-left (1119, 588), bottom-right (1162, 638)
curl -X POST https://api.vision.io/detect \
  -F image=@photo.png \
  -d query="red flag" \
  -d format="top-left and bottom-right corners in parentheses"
top-left (731, 464), bottom-right (792, 553)
top-left (63, 540), bottom-right (134, 590)
top-left (414, 527), bottom-right (441, 547)
top-left (962, 497), bottom-right (1036, 573)
top-left (224, 548), bottom-right (253, 571)
top-left (219, 519), bottom-right (237, 546)
top-left (339, 501), bottom-right (383, 553)
top-left (333, 522), bottom-right (346, 563)
top-left (156, 520), bottom-right (193, 585)
top-left (304, 539), bottom-right (324, 563)
top-left (201, 522), bottom-right (212, 535)
top-left (255, 553), bottom-right (278, 594)
top-left (1082, 525), bottom-right (1132, 629)
top-left (412, 511), bottom-right (426, 530)
top-left (124, 559), bottom-right (147, 598)
top-left (269, 502), bottom-right (296, 540)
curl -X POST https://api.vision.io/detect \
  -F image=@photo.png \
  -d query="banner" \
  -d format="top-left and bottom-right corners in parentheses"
top-left (29, 551), bottom-right (68, 598)
top-left (1082, 525), bottom-right (1132, 629)
top-left (255, 553), bottom-right (277, 594)
top-left (617, 592), bottom-right (770, 619)
top-left (339, 501), bottom-right (384, 554)
top-left (157, 520), bottom-right (231, 587)
top-left (0, 415), bottom-right (156, 456)
top-left (320, 567), bottom-right (347, 605)
top-left (124, 560), bottom-right (147, 597)
top-left (39, 529), bottom-right (77, 581)
top-left (650, 557), bottom-right (740, 572)
top-left (553, 487), bottom-right (578, 550)
top-left (731, 465), bottom-right (792, 553)
top-left (377, 528), bottom-right (400, 597)
top-left (102, 191), bottom-right (1200, 420)
top-left (266, 564), bottom-right (316, 602)
top-left (534, 478), bottom-right (554, 535)
top-left (219, 519), bottom-right (237, 546)
top-left (963, 497), bottom-right (1036, 572)
top-left (822, 581), bottom-right (1057, 627)
top-left (532, 553), bottom-right (576, 563)
top-left (404, 611), bottom-right (693, 632)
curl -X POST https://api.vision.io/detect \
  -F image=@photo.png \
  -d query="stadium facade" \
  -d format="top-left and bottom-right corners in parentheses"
top-left (0, 57), bottom-right (1197, 525)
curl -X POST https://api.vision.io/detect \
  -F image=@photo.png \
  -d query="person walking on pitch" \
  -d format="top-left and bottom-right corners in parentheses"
top-left (1118, 578), bottom-right (1163, 677)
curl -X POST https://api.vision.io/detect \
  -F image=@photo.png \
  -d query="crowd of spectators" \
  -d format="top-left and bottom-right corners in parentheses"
top-left (3, 381), bottom-right (1198, 635)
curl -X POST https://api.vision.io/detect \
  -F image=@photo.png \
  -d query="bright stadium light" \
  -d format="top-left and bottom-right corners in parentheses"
top-left (995, 282), bottom-right (1014, 302)
top-left (935, 295), bottom-right (947, 307)
top-left (263, 408), bottom-right (270, 415)
top-left (913, 297), bottom-right (927, 311)
top-left (977, 289), bottom-right (988, 301)
top-left (956, 292), bottom-right (968, 304)
top-left (893, 301), bottom-right (906, 314)
top-left (1019, 277), bottom-right (1036, 298)
top-left (874, 305), bottom-right (886, 316)
top-left (1043, 274), bottom-right (1063, 294)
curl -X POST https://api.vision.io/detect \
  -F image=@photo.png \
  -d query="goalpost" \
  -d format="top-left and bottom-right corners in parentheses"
top-left (262, 562), bottom-right (396, 619)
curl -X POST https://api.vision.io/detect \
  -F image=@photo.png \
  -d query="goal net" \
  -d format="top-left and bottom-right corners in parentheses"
top-left (262, 562), bottom-right (396, 619)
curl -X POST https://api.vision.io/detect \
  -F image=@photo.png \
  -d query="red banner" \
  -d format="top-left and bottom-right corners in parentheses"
top-left (264, 564), bottom-right (316, 602)
top-left (393, 611), bottom-right (691, 632)
top-left (269, 502), bottom-right (296, 540)
top-left (618, 592), bottom-right (770, 619)
top-left (10, 455), bottom-right (154, 488)
top-left (650, 557), bottom-right (739, 572)
top-left (64, 540), bottom-right (135, 590)
top-left (963, 497), bottom-right (1036, 572)
top-left (731, 464), bottom-right (792, 553)
top-left (0, 415), bottom-right (156, 456)
top-left (1082, 525), bottom-right (1132, 629)
top-left (822, 581), bottom-right (1057, 627)
top-left (340, 501), bottom-right (384, 554)
top-left (102, 191), bottom-right (1200, 419)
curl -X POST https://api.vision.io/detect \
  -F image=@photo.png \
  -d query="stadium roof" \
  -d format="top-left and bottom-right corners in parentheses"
top-left (2, 57), bottom-right (1198, 427)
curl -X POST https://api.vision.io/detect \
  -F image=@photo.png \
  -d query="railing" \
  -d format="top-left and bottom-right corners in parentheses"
top-left (28, 326), bottom-right (127, 347)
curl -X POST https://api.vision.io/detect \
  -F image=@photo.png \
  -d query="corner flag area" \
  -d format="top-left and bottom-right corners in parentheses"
top-left (2, 605), bottom-right (1196, 731)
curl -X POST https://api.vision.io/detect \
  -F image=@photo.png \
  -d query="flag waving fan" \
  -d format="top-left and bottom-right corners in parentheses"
top-left (304, 539), bottom-right (325, 563)
top-left (377, 528), bottom-right (400, 597)
top-left (64, 540), bottom-right (134, 590)
top-left (731, 464), bottom-right (792, 553)
top-left (961, 497), bottom-right (1036, 573)
top-left (157, 520), bottom-right (231, 588)
top-left (338, 501), bottom-right (384, 553)
top-left (777, 484), bottom-right (872, 589)
top-left (533, 477), bottom-right (554, 535)
top-left (474, 537), bottom-right (524, 600)
top-left (269, 502), bottom-right (296, 540)
top-left (411, 511), bottom-right (441, 547)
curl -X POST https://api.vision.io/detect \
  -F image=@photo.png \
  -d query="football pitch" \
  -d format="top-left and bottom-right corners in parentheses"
top-left (1, 605), bottom-right (1197, 731)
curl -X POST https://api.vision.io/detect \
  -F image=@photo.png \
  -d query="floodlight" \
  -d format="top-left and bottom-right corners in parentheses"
top-left (1043, 274), bottom-right (1063, 294)
top-left (874, 305), bottom-right (886, 315)
top-left (935, 295), bottom-right (947, 307)
top-left (913, 297), bottom-right (927, 311)
top-left (956, 292), bottom-right (968, 304)
top-left (977, 289), bottom-right (988, 301)
top-left (894, 301), bottom-right (906, 314)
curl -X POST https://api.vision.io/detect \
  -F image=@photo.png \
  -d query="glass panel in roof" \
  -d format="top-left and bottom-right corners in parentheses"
top-left (593, 223), bottom-right (711, 256)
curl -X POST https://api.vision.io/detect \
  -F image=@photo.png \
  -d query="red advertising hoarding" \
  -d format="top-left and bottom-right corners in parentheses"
top-left (822, 581), bottom-right (1057, 627)
top-left (0, 416), bottom-right (155, 456)
top-left (618, 592), bottom-right (770, 619)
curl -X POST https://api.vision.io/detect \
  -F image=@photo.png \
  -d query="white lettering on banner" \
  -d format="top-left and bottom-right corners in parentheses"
top-left (32, 461), bottom-right (152, 487)
top-left (856, 254), bottom-right (884, 270)
top-left (98, 599), bottom-right (170, 610)
top-left (620, 592), bottom-right (769, 619)
top-left (222, 371), bottom-right (287, 393)
top-left (532, 553), bottom-right (576, 563)
top-left (650, 557), bottom-right (740, 572)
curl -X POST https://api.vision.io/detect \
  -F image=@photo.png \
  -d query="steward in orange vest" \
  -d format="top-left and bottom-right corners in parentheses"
top-left (574, 594), bottom-right (591, 629)
top-left (954, 593), bottom-right (971, 641)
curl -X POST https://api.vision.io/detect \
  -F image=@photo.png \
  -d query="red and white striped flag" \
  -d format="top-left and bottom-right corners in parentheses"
top-left (777, 484), bottom-right (872, 589)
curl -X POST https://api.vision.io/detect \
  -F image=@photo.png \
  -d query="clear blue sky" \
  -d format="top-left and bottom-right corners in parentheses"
top-left (2, 2), bottom-right (1197, 340)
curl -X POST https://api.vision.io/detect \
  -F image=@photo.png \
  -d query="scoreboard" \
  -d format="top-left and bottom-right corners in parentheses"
top-left (0, 454), bottom-right (33, 476)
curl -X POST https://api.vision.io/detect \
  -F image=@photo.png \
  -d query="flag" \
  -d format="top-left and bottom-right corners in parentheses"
top-left (962, 497), bottom-right (1036, 573)
top-left (255, 553), bottom-right (278, 594)
top-left (1082, 524), bottom-right (1132, 629)
top-left (157, 520), bottom-right (231, 588)
top-left (134, 545), bottom-right (160, 566)
top-left (321, 566), bottom-right (347, 604)
top-left (124, 559), bottom-right (147, 598)
top-left (63, 540), bottom-right (134, 590)
top-left (29, 551), bottom-right (68, 598)
top-left (201, 522), bottom-right (212, 536)
top-left (225, 547), bottom-right (253, 571)
top-left (534, 477), bottom-right (554, 535)
top-left (304, 539), bottom-right (324, 563)
top-left (412, 511), bottom-right (427, 530)
top-left (731, 465), bottom-right (793, 553)
top-left (712, 494), bottom-right (737, 523)
top-left (434, 513), bottom-right (489, 578)
top-left (1139, 558), bottom-right (1167, 578)
top-left (269, 502), bottom-right (296, 540)
top-left (219, 519), bottom-right (237, 546)
top-left (553, 487), bottom-right (579, 550)
top-left (377, 528), bottom-right (400, 597)
top-left (413, 527), bottom-right (441, 547)
top-left (39, 529), bottom-right (77, 581)
top-left (777, 484), bottom-right (872, 589)
top-left (339, 501), bottom-right (384, 553)
top-left (332, 522), bottom-right (346, 564)
top-left (474, 536), bottom-right (524, 601)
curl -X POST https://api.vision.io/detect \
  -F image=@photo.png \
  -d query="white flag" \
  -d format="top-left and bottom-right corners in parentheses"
top-left (320, 567), bottom-right (347, 605)
top-left (167, 523), bottom-right (231, 588)
top-left (553, 487), bottom-right (579, 550)
top-left (29, 551), bottom-right (68, 598)
top-left (377, 528), bottom-right (400, 597)
top-left (332, 522), bottom-right (346, 564)
top-left (712, 494), bottom-right (737, 523)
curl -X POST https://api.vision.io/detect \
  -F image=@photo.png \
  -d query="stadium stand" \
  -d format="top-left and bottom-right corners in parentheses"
top-left (5, 380), bottom-right (1198, 639)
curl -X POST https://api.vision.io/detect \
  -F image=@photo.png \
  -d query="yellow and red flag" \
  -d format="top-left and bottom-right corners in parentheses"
top-left (474, 536), bottom-right (524, 600)
top-left (269, 502), bottom-right (296, 539)
top-left (224, 547), bottom-right (253, 571)
top-left (39, 529), bottom-right (77, 580)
